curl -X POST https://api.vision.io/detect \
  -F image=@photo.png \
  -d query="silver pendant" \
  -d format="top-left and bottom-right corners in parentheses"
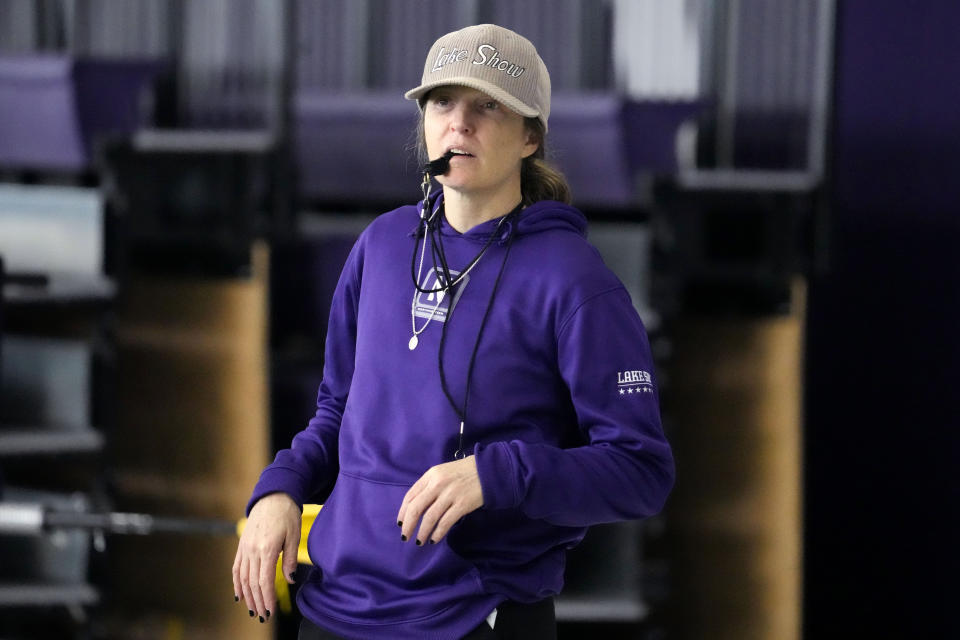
top-left (408, 335), bottom-right (419, 350)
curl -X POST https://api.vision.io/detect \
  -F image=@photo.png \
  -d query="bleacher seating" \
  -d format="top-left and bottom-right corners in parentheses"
top-left (294, 90), bottom-right (700, 209)
top-left (0, 56), bottom-right (163, 171)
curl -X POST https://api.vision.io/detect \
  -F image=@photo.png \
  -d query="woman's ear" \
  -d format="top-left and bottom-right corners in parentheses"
top-left (521, 128), bottom-right (541, 159)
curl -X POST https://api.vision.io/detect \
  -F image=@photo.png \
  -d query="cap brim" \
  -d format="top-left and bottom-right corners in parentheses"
top-left (404, 77), bottom-right (539, 120)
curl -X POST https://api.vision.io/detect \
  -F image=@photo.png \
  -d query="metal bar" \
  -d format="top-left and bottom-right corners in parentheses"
top-left (0, 428), bottom-right (105, 457)
top-left (555, 595), bottom-right (649, 622)
top-left (43, 510), bottom-right (237, 536)
top-left (0, 502), bottom-right (44, 534)
top-left (717, 0), bottom-right (740, 168)
top-left (0, 502), bottom-right (236, 537)
top-left (0, 583), bottom-right (99, 608)
top-left (698, 0), bottom-right (716, 100)
top-left (133, 129), bottom-right (275, 153)
top-left (275, 0), bottom-right (295, 136)
top-left (168, 0), bottom-right (184, 62)
top-left (677, 168), bottom-right (820, 193)
top-left (806, 0), bottom-right (836, 183)
top-left (345, 0), bottom-right (370, 88)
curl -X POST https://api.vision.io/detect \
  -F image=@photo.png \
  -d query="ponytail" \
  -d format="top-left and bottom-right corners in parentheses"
top-left (521, 118), bottom-right (571, 205)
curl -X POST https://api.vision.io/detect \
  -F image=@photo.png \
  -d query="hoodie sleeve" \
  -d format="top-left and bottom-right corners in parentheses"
top-left (245, 237), bottom-right (364, 515)
top-left (474, 287), bottom-right (674, 526)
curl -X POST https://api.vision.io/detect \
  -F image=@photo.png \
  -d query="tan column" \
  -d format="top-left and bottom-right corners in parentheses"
top-left (664, 281), bottom-right (805, 640)
top-left (108, 243), bottom-right (272, 639)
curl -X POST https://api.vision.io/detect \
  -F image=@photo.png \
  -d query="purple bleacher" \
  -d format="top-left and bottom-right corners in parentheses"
top-left (0, 56), bottom-right (162, 171)
top-left (294, 90), bottom-right (700, 208)
top-left (294, 91), bottom-right (423, 205)
top-left (550, 94), bottom-right (701, 207)
top-left (623, 99), bottom-right (703, 175)
top-left (549, 93), bottom-right (636, 206)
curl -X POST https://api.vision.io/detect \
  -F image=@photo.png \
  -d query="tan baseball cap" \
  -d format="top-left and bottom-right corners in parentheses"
top-left (405, 24), bottom-right (551, 132)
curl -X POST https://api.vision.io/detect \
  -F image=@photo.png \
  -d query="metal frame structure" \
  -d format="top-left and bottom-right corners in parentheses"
top-left (678, 0), bottom-right (836, 191)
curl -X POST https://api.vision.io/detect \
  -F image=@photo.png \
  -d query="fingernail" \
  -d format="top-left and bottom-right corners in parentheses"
top-left (259, 616), bottom-right (265, 623)
top-left (397, 520), bottom-right (403, 527)
top-left (266, 610), bottom-right (271, 619)
top-left (234, 595), bottom-right (239, 602)
top-left (429, 539), bottom-right (436, 544)
top-left (415, 539), bottom-right (422, 546)
top-left (248, 610), bottom-right (254, 617)
top-left (289, 572), bottom-right (296, 581)
top-left (400, 534), bottom-right (407, 542)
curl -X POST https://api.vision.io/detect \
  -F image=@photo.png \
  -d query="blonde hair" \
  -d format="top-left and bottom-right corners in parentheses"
top-left (413, 107), bottom-right (572, 206)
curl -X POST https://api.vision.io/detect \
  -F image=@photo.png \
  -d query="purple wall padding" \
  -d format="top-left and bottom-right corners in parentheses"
top-left (805, 2), bottom-right (960, 636)
top-left (832, 3), bottom-right (960, 221)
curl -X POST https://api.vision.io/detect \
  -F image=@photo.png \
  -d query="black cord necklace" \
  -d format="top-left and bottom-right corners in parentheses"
top-left (408, 199), bottom-right (519, 350)
top-left (409, 167), bottom-right (522, 458)
top-left (436, 210), bottom-right (519, 460)
top-left (409, 200), bottom-right (511, 295)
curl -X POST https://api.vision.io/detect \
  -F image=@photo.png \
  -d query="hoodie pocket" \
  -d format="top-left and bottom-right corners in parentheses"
top-left (305, 471), bottom-right (484, 625)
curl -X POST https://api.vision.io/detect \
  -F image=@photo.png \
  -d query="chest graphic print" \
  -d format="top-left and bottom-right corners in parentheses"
top-left (412, 267), bottom-right (470, 324)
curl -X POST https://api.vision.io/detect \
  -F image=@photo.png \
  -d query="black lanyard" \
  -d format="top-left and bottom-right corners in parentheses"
top-left (435, 208), bottom-right (520, 459)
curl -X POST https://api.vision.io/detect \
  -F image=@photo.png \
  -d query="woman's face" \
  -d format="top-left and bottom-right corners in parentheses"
top-left (423, 85), bottom-right (539, 200)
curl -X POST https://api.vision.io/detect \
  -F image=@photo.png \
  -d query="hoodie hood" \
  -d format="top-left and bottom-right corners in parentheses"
top-left (415, 191), bottom-right (587, 245)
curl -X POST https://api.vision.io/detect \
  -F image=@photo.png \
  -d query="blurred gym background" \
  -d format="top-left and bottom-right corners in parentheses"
top-left (0, 0), bottom-right (955, 638)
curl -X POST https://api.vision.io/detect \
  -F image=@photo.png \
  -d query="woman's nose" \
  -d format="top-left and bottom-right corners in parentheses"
top-left (449, 104), bottom-right (473, 134)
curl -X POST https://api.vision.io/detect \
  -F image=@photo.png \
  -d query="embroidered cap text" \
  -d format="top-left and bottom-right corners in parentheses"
top-left (473, 44), bottom-right (526, 78)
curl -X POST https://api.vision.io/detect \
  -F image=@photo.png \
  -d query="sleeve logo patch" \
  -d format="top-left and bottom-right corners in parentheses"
top-left (617, 370), bottom-right (654, 395)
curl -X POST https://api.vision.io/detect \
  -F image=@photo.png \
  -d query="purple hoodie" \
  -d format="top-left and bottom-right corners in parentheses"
top-left (247, 194), bottom-right (674, 639)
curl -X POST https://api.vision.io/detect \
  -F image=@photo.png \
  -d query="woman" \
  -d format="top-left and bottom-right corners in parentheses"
top-left (233, 24), bottom-right (674, 640)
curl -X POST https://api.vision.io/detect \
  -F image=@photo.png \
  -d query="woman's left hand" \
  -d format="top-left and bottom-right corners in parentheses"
top-left (397, 455), bottom-right (484, 545)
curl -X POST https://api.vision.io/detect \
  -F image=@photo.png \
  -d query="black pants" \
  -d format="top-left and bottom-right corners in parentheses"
top-left (297, 597), bottom-right (556, 640)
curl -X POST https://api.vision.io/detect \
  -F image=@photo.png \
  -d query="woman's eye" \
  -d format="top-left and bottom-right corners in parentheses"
top-left (483, 101), bottom-right (498, 110)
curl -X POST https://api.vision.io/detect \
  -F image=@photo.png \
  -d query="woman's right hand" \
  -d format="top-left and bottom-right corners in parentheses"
top-left (232, 492), bottom-right (301, 622)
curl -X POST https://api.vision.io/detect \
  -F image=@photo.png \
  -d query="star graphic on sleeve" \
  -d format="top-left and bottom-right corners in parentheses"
top-left (619, 389), bottom-right (625, 395)
top-left (628, 387), bottom-right (634, 394)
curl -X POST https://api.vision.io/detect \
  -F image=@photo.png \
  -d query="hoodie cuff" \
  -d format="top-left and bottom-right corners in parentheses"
top-left (474, 441), bottom-right (522, 510)
top-left (245, 467), bottom-right (308, 516)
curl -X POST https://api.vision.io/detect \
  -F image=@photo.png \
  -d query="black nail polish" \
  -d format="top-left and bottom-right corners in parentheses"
top-left (289, 571), bottom-right (296, 581)
top-left (259, 616), bottom-right (265, 623)
top-left (400, 534), bottom-right (407, 541)
top-left (248, 610), bottom-right (254, 617)
top-left (234, 595), bottom-right (239, 602)
top-left (266, 610), bottom-right (271, 618)
top-left (397, 520), bottom-right (403, 527)
top-left (429, 539), bottom-right (436, 544)
top-left (415, 539), bottom-right (422, 546)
